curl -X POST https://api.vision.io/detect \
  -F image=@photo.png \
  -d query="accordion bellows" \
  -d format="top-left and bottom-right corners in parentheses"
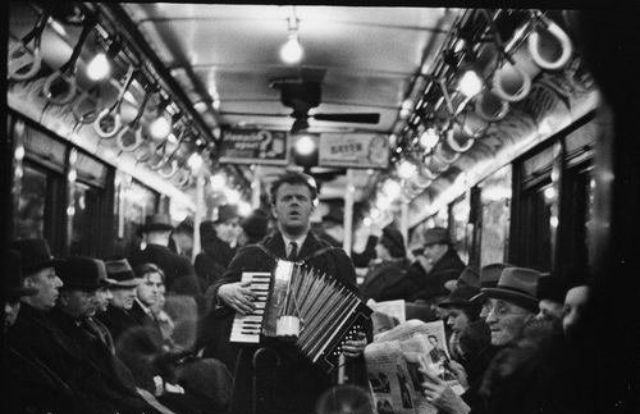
top-left (230, 259), bottom-right (371, 372)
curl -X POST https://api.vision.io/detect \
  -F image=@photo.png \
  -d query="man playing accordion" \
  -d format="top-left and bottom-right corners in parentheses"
top-left (211, 171), bottom-right (370, 414)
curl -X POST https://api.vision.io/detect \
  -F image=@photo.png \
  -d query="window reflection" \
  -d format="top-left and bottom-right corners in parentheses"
top-left (15, 163), bottom-right (46, 239)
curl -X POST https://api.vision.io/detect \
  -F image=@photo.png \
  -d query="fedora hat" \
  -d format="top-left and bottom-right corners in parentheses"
top-left (11, 238), bottom-right (60, 275)
top-left (214, 204), bottom-right (239, 224)
top-left (423, 227), bottom-right (451, 246)
top-left (445, 267), bottom-right (480, 292)
top-left (480, 266), bottom-right (542, 312)
top-left (141, 213), bottom-right (174, 233)
top-left (4, 250), bottom-right (37, 300)
top-left (55, 257), bottom-right (107, 291)
top-left (439, 285), bottom-right (481, 308)
top-left (537, 273), bottom-right (568, 303)
top-left (379, 225), bottom-right (406, 258)
top-left (104, 259), bottom-right (140, 288)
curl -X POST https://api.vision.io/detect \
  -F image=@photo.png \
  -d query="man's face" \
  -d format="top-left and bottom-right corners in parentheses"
top-left (4, 300), bottom-right (22, 328)
top-left (563, 286), bottom-right (589, 335)
top-left (173, 232), bottom-right (193, 254)
top-left (479, 299), bottom-right (491, 320)
top-left (215, 218), bottom-right (240, 245)
top-left (422, 243), bottom-right (447, 264)
top-left (60, 290), bottom-right (98, 318)
top-left (537, 299), bottom-right (564, 321)
top-left (137, 272), bottom-right (163, 307)
top-left (110, 287), bottom-right (137, 310)
top-left (272, 183), bottom-right (314, 236)
top-left (23, 267), bottom-right (64, 311)
top-left (485, 298), bottom-right (533, 346)
top-left (95, 287), bottom-right (113, 313)
top-left (446, 307), bottom-right (470, 334)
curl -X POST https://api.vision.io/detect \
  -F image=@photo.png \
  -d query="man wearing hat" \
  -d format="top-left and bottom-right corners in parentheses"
top-left (4, 247), bottom-right (82, 414)
top-left (129, 213), bottom-right (200, 296)
top-left (238, 208), bottom-right (270, 247)
top-left (360, 224), bottom-right (411, 301)
top-left (472, 263), bottom-right (510, 319)
top-left (170, 217), bottom-right (195, 258)
top-left (420, 267), bottom-right (543, 414)
top-left (98, 259), bottom-right (144, 340)
top-left (407, 227), bottom-right (465, 303)
top-left (195, 205), bottom-right (240, 292)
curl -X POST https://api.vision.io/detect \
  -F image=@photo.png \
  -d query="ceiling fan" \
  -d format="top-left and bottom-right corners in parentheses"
top-left (219, 76), bottom-right (381, 134)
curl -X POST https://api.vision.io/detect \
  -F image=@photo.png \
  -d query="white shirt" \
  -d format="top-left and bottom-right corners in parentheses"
top-left (281, 232), bottom-right (308, 258)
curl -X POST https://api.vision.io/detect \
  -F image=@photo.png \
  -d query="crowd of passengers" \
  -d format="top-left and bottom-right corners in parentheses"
top-left (4, 204), bottom-right (596, 414)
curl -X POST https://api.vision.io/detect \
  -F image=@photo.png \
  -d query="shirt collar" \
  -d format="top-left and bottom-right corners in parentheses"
top-left (281, 232), bottom-right (308, 253)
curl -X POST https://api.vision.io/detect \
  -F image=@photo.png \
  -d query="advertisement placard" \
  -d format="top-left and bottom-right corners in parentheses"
top-left (318, 133), bottom-right (389, 169)
top-left (219, 129), bottom-right (288, 165)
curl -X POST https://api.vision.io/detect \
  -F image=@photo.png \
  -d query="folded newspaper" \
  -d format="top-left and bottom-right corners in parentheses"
top-left (364, 319), bottom-right (465, 414)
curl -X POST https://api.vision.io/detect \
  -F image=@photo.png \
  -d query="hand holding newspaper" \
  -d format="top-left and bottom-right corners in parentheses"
top-left (364, 319), bottom-right (465, 414)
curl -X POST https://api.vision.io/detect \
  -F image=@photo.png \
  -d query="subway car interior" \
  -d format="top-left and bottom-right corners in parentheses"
top-left (2, 2), bottom-right (639, 414)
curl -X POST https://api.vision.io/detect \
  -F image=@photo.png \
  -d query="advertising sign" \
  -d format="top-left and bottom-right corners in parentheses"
top-left (219, 129), bottom-right (288, 165)
top-left (318, 133), bottom-right (389, 169)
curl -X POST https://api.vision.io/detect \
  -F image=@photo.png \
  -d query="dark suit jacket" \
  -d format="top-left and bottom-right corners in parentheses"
top-left (9, 304), bottom-right (152, 414)
top-left (208, 231), bottom-right (365, 414)
top-left (129, 243), bottom-right (201, 296)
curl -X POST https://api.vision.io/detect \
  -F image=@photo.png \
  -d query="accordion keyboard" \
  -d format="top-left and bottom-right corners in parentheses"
top-left (229, 271), bottom-right (271, 344)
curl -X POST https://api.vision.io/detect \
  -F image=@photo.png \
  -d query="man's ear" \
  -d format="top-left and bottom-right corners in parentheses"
top-left (23, 275), bottom-right (37, 289)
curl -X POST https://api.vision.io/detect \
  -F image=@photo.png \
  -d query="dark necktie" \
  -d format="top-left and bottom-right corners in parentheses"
top-left (288, 241), bottom-right (298, 261)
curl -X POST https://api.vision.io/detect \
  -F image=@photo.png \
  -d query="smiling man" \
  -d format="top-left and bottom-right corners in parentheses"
top-left (212, 171), bottom-right (370, 414)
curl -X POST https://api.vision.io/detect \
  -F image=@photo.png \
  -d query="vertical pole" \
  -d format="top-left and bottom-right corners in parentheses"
top-left (400, 197), bottom-right (409, 250)
top-left (252, 173), bottom-right (261, 209)
top-left (343, 169), bottom-right (354, 257)
top-left (193, 173), bottom-right (205, 261)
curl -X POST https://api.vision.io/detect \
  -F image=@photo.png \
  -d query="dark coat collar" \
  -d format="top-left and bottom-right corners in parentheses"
top-left (261, 230), bottom-right (328, 261)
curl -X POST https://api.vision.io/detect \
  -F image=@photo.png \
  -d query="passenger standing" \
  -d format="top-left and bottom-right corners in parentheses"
top-left (409, 227), bottom-right (466, 303)
top-left (194, 204), bottom-right (240, 292)
top-left (128, 214), bottom-right (200, 296)
top-left (237, 208), bottom-right (269, 247)
top-left (169, 218), bottom-right (195, 259)
top-left (211, 171), bottom-right (370, 414)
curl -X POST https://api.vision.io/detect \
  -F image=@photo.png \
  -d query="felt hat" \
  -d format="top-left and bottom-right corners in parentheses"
top-left (11, 238), bottom-right (60, 275)
top-left (240, 209), bottom-right (269, 242)
top-left (104, 259), bottom-right (140, 288)
top-left (438, 285), bottom-right (481, 308)
top-left (379, 225), bottom-right (406, 258)
top-left (55, 257), bottom-right (107, 291)
top-left (480, 267), bottom-right (542, 312)
top-left (4, 250), bottom-right (38, 300)
top-left (174, 217), bottom-right (194, 234)
top-left (214, 204), bottom-right (239, 224)
top-left (537, 273), bottom-right (568, 303)
top-left (445, 267), bottom-right (480, 292)
top-left (423, 227), bottom-right (451, 246)
top-left (141, 213), bottom-right (173, 233)
top-left (479, 263), bottom-right (509, 288)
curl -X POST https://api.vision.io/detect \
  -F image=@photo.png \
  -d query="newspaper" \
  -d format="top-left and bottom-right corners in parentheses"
top-left (364, 320), bottom-right (464, 414)
top-left (367, 299), bottom-right (406, 323)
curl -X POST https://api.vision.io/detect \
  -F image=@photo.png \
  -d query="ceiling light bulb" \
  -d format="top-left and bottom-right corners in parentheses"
top-left (280, 33), bottom-right (304, 64)
top-left (457, 69), bottom-right (483, 98)
top-left (86, 52), bottom-right (111, 81)
top-left (294, 135), bottom-right (316, 156)
top-left (397, 159), bottom-right (417, 180)
top-left (210, 173), bottom-right (226, 190)
top-left (148, 116), bottom-right (172, 141)
top-left (382, 179), bottom-right (402, 199)
top-left (187, 153), bottom-right (203, 171)
top-left (238, 201), bottom-right (252, 216)
top-left (225, 189), bottom-right (241, 204)
top-left (419, 128), bottom-right (439, 150)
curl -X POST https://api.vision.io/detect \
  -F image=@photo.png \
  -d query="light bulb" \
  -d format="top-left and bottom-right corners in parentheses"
top-left (225, 189), bottom-right (241, 204)
top-left (238, 201), bottom-right (252, 216)
top-left (187, 153), bottom-right (203, 171)
top-left (294, 135), bottom-right (316, 156)
top-left (382, 179), bottom-right (402, 199)
top-left (280, 33), bottom-right (304, 64)
top-left (457, 69), bottom-right (483, 98)
top-left (86, 52), bottom-right (111, 81)
top-left (397, 159), bottom-right (417, 179)
top-left (210, 173), bottom-right (226, 191)
top-left (419, 128), bottom-right (439, 150)
top-left (148, 116), bottom-right (171, 141)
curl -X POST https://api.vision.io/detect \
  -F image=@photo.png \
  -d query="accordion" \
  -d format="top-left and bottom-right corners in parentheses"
top-left (230, 259), bottom-right (371, 372)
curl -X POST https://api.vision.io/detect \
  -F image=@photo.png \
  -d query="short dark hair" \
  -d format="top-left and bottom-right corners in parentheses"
top-left (134, 263), bottom-right (165, 283)
top-left (269, 171), bottom-right (318, 204)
